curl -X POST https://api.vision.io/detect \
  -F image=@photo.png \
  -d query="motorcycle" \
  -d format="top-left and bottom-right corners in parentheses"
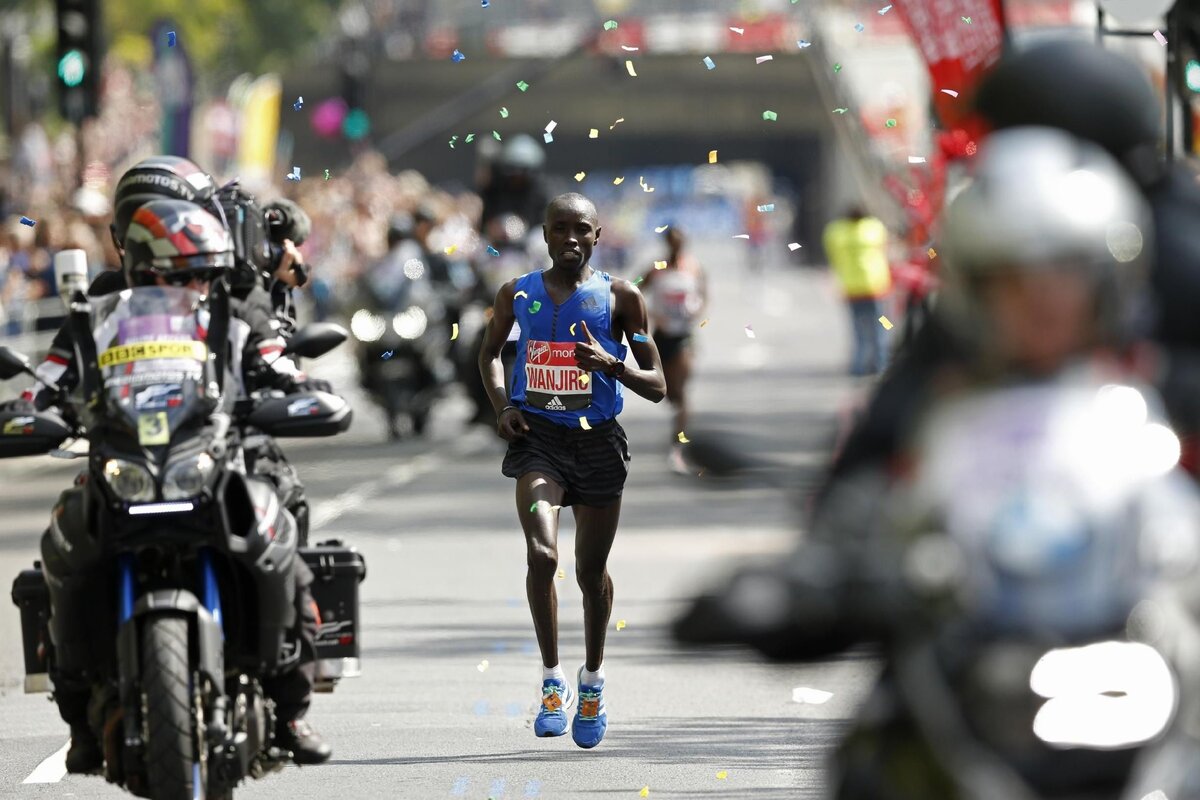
top-left (676, 376), bottom-right (1200, 799)
top-left (2, 285), bottom-right (361, 799)
top-left (349, 255), bottom-right (454, 440)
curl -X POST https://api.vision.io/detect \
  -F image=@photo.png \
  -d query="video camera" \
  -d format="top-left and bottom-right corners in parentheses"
top-left (213, 182), bottom-right (311, 296)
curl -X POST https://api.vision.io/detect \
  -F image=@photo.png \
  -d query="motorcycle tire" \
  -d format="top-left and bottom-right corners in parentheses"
top-left (142, 615), bottom-right (201, 800)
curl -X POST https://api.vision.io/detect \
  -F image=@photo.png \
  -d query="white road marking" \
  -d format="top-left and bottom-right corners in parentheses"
top-left (22, 740), bottom-right (68, 784)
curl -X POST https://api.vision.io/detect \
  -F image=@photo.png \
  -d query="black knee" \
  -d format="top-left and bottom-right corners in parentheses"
top-left (527, 544), bottom-right (558, 580)
top-left (575, 564), bottom-right (609, 596)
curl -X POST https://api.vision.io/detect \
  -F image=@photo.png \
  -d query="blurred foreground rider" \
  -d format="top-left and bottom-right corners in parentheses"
top-left (25, 200), bottom-right (332, 771)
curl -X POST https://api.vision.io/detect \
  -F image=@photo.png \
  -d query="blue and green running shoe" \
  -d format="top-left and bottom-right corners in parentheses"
top-left (534, 678), bottom-right (575, 737)
top-left (571, 668), bottom-right (607, 748)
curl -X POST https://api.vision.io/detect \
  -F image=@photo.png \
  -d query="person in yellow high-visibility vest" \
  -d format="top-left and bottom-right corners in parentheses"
top-left (823, 206), bottom-right (893, 376)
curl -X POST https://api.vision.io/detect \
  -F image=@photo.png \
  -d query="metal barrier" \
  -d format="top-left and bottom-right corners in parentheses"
top-left (0, 298), bottom-right (68, 402)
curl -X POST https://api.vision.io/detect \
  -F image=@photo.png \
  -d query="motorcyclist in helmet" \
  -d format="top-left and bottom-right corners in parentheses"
top-left (479, 134), bottom-right (549, 235)
top-left (34, 199), bottom-right (333, 772)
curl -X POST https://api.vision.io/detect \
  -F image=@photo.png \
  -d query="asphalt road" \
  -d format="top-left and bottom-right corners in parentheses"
top-left (0, 246), bottom-right (880, 799)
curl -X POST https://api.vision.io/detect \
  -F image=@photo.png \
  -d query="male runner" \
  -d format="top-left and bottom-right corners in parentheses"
top-left (478, 193), bottom-right (666, 748)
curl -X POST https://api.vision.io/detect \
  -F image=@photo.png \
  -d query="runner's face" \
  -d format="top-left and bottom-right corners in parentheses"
top-left (544, 208), bottom-right (600, 271)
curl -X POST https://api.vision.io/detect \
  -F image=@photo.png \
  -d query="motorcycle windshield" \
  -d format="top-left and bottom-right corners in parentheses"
top-left (90, 286), bottom-right (216, 445)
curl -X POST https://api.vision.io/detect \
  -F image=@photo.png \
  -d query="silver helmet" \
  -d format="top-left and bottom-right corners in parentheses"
top-left (938, 126), bottom-right (1153, 352)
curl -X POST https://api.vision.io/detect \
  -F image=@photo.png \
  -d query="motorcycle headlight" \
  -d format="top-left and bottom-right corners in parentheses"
top-left (393, 306), bottom-right (428, 340)
top-left (350, 309), bottom-right (387, 342)
top-left (103, 459), bottom-right (156, 503)
top-left (162, 453), bottom-right (215, 500)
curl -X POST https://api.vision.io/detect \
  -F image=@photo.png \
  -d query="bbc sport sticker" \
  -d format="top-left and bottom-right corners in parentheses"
top-left (99, 340), bottom-right (207, 369)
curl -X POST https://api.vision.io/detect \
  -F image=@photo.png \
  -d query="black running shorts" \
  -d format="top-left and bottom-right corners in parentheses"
top-left (653, 331), bottom-right (692, 366)
top-left (502, 411), bottom-right (631, 507)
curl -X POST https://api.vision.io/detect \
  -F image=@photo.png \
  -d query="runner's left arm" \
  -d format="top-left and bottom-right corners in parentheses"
top-left (611, 279), bottom-right (666, 403)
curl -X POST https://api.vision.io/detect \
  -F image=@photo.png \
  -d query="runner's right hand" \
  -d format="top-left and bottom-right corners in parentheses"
top-left (497, 407), bottom-right (530, 441)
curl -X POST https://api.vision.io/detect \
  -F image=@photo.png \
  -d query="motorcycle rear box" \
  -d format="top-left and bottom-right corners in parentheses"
top-left (10, 563), bottom-right (52, 693)
top-left (300, 540), bottom-right (366, 661)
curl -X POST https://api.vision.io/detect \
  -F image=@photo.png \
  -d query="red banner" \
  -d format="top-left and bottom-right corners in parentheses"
top-left (890, 0), bottom-right (1007, 129)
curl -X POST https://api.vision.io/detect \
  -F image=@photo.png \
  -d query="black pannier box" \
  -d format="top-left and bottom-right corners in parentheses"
top-left (11, 562), bottom-right (53, 693)
top-left (300, 540), bottom-right (366, 662)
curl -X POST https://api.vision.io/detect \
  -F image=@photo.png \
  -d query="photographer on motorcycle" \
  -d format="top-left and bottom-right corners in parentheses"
top-left (25, 199), bottom-right (333, 772)
top-left (676, 128), bottom-right (1200, 798)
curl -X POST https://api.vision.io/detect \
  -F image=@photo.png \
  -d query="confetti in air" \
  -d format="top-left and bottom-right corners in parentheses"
top-left (730, 26), bottom-right (744, 34)
top-left (610, 118), bottom-right (626, 129)
top-left (516, 81), bottom-right (530, 92)
top-left (788, 242), bottom-right (802, 251)
top-left (286, 167), bottom-right (301, 182)
top-left (1154, 30), bottom-right (1168, 46)
top-left (575, 172), bottom-right (586, 182)
top-left (677, 432), bottom-right (690, 444)
top-left (886, 119), bottom-right (898, 128)
top-left (655, 225), bottom-right (669, 233)
top-left (530, 300), bottom-right (542, 313)
top-left (293, 96), bottom-right (304, 111)
top-left (717, 771), bottom-right (729, 780)
top-left (570, 323), bottom-right (577, 336)
top-left (544, 133), bottom-right (554, 144)
top-left (928, 248), bottom-right (937, 259)
top-left (762, 110), bottom-right (778, 121)
top-left (589, 129), bottom-right (599, 138)
top-left (709, 150), bottom-right (718, 163)
top-left (908, 156), bottom-right (927, 164)
top-left (622, 45), bottom-right (640, 52)
top-left (640, 787), bottom-right (650, 798)
top-left (632, 333), bottom-right (649, 342)
top-left (733, 234), bottom-right (750, 239)
top-left (493, 130), bottom-right (502, 140)
top-left (324, 169), bottom-right (330, 181)
top-left (940, 89), bottom-right (959, 97)
top-left (653, 261), bottom-right (668, 270)
top-left (19, 216), bottom-right (35, 227)
top-left (500, 107), bottom-right (509, 118)
top-left (167, 31), bottom-right (176, 47)
top-left (444, 245), bottom-right (458, 255)
top-left (797, 40), bottom-right (813, 48)
top-left (625, 60), bottom-right (638, 76)
top-left (604, 19), bottom-right (618, 30)
top-left (579, 419), bottom-right (592, 431)
top-left (699, 319), bottom-right (709, 327)
top-left (477, 660), bottom-right (489, 672)
top-left (744, 325), bottom-right (756, 338)
top-left (452, 49), bottom-right (467, 62)
top-left (755, 55), bottom-right (774, 64)
top-left (514, 290), bottom-right (529, 299)
top-left (613, 177), bottom-right (625, 185)
top-left (703, 56), bottom-right (716, 70)
top-left (833, 108), bottom-right (849, 114)
top-left (879, 316), bottom-right (894, 330)
top-left (854, 22), bottom-right (865, 32)
top-left (482, 0), bottom-right (489, 6)
top-left (757, 204), bottom-right (775, 212)
top-left (579, 374), bottom-right (590, 386)
top-left (451, 323), bottom-right (459, 340)
top-left (792, 687), bottom-right (834, 704)
top-left (616, 620), bottom-right (627, 631)
top-left (879, 4), bottom-right (893, 13)
top-left (961, 16), bottom-right (972, 23)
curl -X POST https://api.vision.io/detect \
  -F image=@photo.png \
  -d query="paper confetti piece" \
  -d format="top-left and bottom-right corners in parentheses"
top-left (733, 234), bottom-right (750, 239)
top-left (703, 56), bottom-right (716, 70)
top-left (579, 418), bottom-right (591, 431)
top-left (633, 277), bottom-right (644, 285)
top-left (616, 620), bottom-right (626, 631)
top-left (514, 290), bottom-right (529, 299)
top-left (879, 316), bottom-right (893, 330)
top-left (324, 169), bottom-right (330, 180)
top-left (610, 118), bottom-right (625, 129)
top-left (613, 177), bottom-right (625, 185)
top-left (677, 432), bottom-right (689, 444)
top-left (500, 107), bottom-right (509, 118)
top-left (928, 248), bottom-right (937, 259)
top-left (451, 323), bottom-right (460, 340)
top-left (293, 96), bottom-right (304, 111)
top-left (530, 300), bottom-right (542, 313)
top-left (381, 350), bottom-right (394, 360)
top-left (574, 172), bottom-right (586, 182)
top-left (757, 204), bottom-right (775, 213)
top-left (622, 46), bottom-right (640, 52)
top-left (516, 81), bottom-right (530, 91)
top-left (632, 333), bottom-right (649, 342)
top-left (286, 167), bottom-right (301, 182)
top-left (449, 136), bottom-right (459, 149)
top-left (940, 89), bottom-right (959, 97)
top-left (557, 567), bottom-right (566, 578)
top-left (762, 110), bottom-right (778, 121)
top-left (545, 120), bottom-right (558, 134)
top-left (167, 31), bottom-right (176, 47)
top-left (570, 323), bottom-right (577, 336)
top-left (699, 319), bottom-right (709, 328)
top-left (879, 4), bottom-right (893, 13)
top-left (708, 150), bottom-right (718, 163)
top-left (962, 16), bottom-right (972, 23)
top-left (655, 225), bottom-right (669, 233)
top-left (530, 502), bottom-right (539, 513)
top-left (493, 131), bottom-right (502, 140)
top-left (487, 245), bottom-right (500, 257)
top-left (744, 325), bottom-right (756, 338)
top-left (854, 23), bottom-right (865, 32)
top-left (730, 26), bottom-right (744, 34)
top-left (652, 262), bottom-right (669, 273)
top-left (579, 374), bottom-right (589, 386)
top-left (478, 660), bottom-right (489, 672)
top-left (465, 133), bottom-right (475, 143)
top-left (1154, 30), bottom-right (1168, 46)
top-left (543, 133), bottom-right (554, 144)
top-left (886, 119), bottom-right (897, 128)
top-left (833, 63), bottom-right (842, 73)
top-left (589, 128), bottom-right (599, 138)
top-left (19, 216), bottom-right (35, 227)
top-left (792, 687), bottom-right (833, 704)
top-left (755, 55), bottom-right (774, 64)
top-left (788, 242), bottom-right (802, 251)
top-left (444, 245), bottom-right (458, 255)
top-left (639, 176), bottom-right (655, 192)
top-left (797, 40), bottom-right (812, 48)
top-left (908, 156), bottom-right (926, 164)
top-left (717, 771), bottom-right (728, 780)
top-left (452, 49), bottom-right (467, 62)
top-left (639, 787), bottom-right (650, 798)
top-left (833, 108), bottom-right (849, 114)
top-left (625, 60), bottom-right (638, 76)
top-left (482, 0), bottom-right (489, 6)
top-left (604, 19), bottom-right (618, 30)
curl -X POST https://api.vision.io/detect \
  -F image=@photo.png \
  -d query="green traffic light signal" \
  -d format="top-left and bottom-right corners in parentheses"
top-left (1188, 59), bottom-right (1200, 93)
top-left (57, 49), bottom-right (85, 87)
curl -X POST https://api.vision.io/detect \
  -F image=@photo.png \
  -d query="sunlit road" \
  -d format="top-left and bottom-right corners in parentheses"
top-left (0, 245), bottom-right (879, 799)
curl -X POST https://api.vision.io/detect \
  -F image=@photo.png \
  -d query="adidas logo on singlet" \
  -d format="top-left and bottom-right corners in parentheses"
top-left (545, 396), bottom-right (567, 411)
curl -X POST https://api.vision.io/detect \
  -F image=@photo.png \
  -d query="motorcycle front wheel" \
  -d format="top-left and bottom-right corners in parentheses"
top-left (142, 615), bottom-right (204, 800)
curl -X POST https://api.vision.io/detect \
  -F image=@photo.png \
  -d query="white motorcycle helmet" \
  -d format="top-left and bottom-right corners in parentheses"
top-left (938, 126), bottom-right (1154, 357)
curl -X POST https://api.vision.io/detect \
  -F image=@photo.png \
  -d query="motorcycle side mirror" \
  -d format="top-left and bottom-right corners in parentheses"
top-left (282, 323), bottom-right (349, 360)
top-left (0, 346), bottom-right (33, 380)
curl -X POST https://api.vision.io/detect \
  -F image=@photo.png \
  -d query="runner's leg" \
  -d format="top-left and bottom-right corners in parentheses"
top-left (517, 472), bottom-right (566, 668)
top-left (573, 498), bottom-right (622, 671)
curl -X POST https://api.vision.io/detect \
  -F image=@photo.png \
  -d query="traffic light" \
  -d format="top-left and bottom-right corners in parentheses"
top-left (1187, 59), bottom-right (1200, 92)
top-left (55, 0), bottom-right (101, 123)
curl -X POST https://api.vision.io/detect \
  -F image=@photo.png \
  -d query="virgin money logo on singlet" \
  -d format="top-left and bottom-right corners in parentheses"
top-left (525, 339), bottom-right (591, 411)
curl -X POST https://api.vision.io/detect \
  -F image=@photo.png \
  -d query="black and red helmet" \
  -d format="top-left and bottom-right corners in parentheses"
top-left (112, 156), bottom-right (217, 247)
top-left (122, 200), bottom-right (234, 287)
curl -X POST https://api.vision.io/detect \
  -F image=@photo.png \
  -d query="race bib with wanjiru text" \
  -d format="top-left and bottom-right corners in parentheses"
top-left (525, 339), bottom-right (591, 412)
top-left (99, 340), bottom-right (207, 369)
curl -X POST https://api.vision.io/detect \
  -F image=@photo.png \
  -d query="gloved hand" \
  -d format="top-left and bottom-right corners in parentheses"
top-left (0, 397), bottom-right (35, 413)
top-left (298, 378), bottom-right (333, 394)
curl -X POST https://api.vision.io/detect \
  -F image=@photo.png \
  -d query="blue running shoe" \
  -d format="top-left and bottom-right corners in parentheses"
top-left (572, 667), bottom-right (607, 748)
top-left (534, 678), bottom-right (575, 737)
